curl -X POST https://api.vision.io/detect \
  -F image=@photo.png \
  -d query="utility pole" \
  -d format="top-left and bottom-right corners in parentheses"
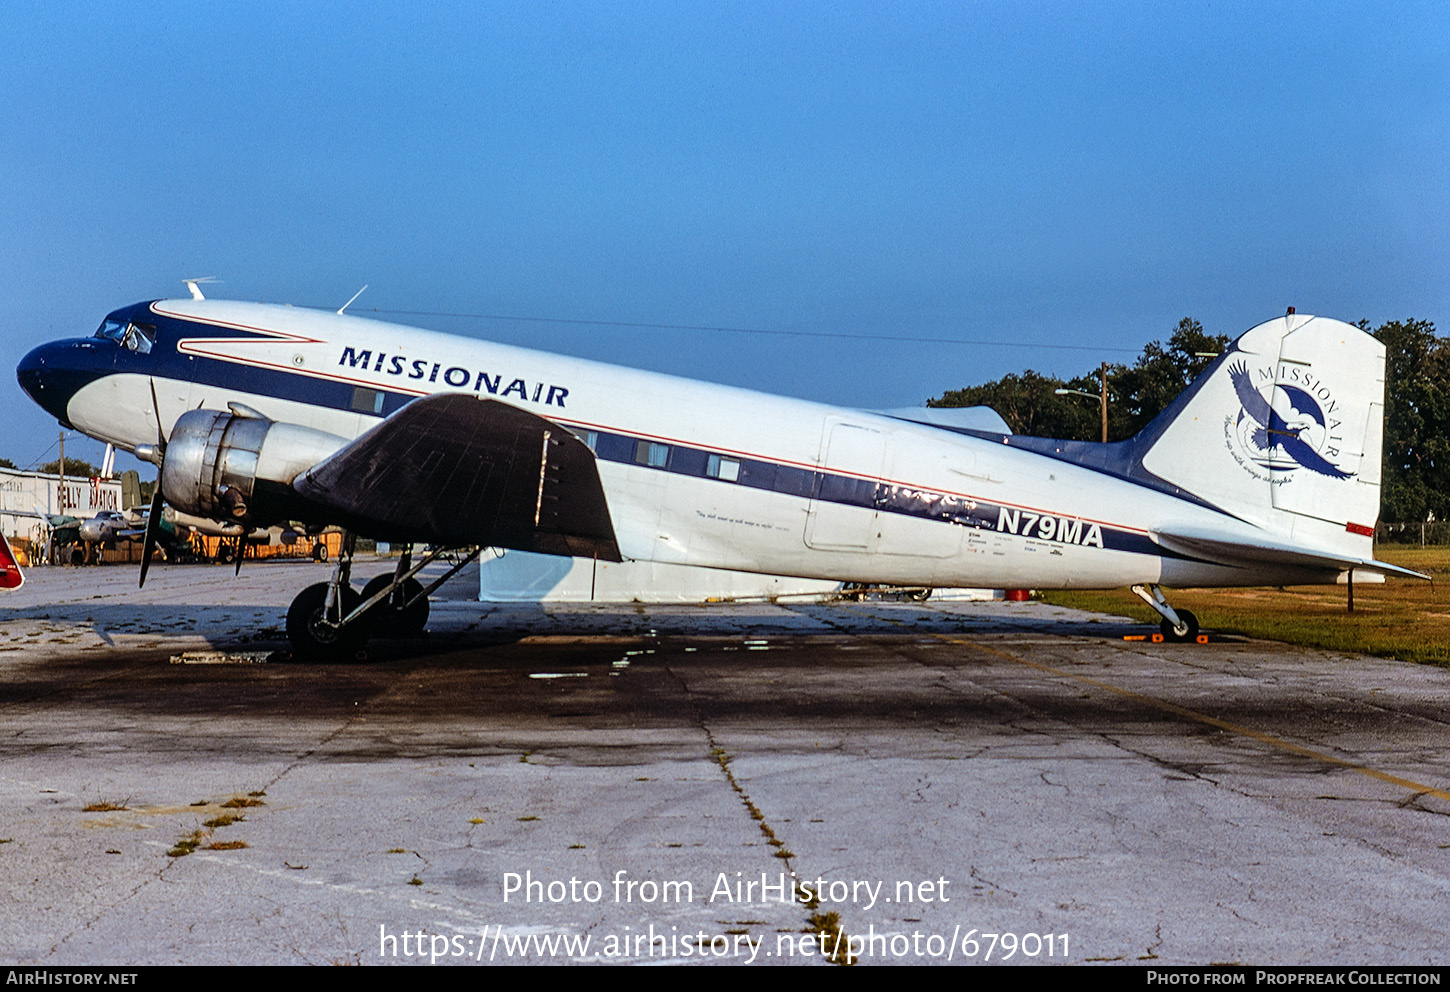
top-left (1098, 362), bottom-right (1108, 444)
top-left (57, 431), bottom-right (65, 512)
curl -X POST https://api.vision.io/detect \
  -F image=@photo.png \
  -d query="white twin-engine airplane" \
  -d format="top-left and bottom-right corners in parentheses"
top-left (16, 295), bottom-right (1423, 656)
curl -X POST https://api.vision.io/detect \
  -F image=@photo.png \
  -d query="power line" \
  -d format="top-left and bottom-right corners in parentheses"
top-left (25, 435), bottom-right (63, 471)
top-left (314, 305), bottom-right (1142, 355)
top-left (24, 432), bottom-right (97, 473)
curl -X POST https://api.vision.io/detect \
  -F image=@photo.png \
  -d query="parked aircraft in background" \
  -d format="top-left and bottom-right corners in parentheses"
top-left (0, 507), bottom-right (137, 569)
top-left (165, 508), bottom-right (332, 563)
top-left (77, 508), bottom-right (142, 545)
top-left (47, 507), bottom-right (189, 565)
top-left (50, 505), bottom-right (321, 567)
top-left (17, 292), bottom-right (1422, 655)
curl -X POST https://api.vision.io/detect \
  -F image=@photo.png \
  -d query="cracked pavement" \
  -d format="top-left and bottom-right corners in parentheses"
top-left (0, 562), bottom-right (1446, 965)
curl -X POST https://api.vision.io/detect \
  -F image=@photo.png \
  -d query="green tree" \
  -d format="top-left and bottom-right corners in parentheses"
top-left (38, 457), bottom-right (102, 477)
top-left (0, 457), bottom-right (16, 470)
top-left (1373, 319), bottom-right (1450, 523)
top-left (928, 315), bottom-right (1450, 527)
top-left (929, 317), bottom-right (1229, 442)
top-left (929, 370), bottom-right (1100, 439)
top-left (1111, 318), bottom-right (1229, 436)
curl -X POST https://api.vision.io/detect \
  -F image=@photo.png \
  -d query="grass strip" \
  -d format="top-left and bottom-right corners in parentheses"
top-left (1040, 546), bottom-right (1450, 668)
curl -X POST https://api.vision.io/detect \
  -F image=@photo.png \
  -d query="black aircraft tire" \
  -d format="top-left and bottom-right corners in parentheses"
top-left (908, 587), bottom-right (932, 603)
top-left (286, 582), bottom-right (366, 660)
top-left (313, 543), bottom-right (328, 563)
top-left (361, 575), bottom-right (430, 638)
top-left (1160, 609), bottom-right (1199, 643)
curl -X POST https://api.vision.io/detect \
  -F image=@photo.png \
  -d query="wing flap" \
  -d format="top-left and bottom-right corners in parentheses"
top-left (1153, 526), bottom-right (1426, 580)
top-left (294, 394), bottom-right (621, 559)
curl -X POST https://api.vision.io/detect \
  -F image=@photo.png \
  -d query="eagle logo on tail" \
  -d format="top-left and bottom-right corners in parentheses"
top-left (1227, 362), bottom-right (1353, 479)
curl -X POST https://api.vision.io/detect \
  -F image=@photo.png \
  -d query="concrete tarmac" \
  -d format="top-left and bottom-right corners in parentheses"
top-left (0, 561), bottom-right (1446, 966)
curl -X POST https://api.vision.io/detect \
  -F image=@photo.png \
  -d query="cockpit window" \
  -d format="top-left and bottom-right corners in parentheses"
top-left (127, 322), bottom-right (155, 354)
top-left (93, 318), bottom-right (154, 354)
top-left (95, 318), bottom-right (127, 342)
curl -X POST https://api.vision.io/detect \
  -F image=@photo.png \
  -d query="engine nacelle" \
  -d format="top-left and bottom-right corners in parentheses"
top-left (160, 408), bottom-right (347, 526)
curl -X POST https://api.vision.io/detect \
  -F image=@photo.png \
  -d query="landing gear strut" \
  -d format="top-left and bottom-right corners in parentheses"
top-left (1130, 583), bottom-right (1199, 643)
top-left (284, 536), bottom-right (480, 659)
top-left (286, 580), bottom-right (364, 658)
top-left (360, 544), bottom-right (430, 638)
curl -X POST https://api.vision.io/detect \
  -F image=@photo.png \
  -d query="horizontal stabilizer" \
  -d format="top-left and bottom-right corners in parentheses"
top-left (294, 394), bottom-right (621, 559)
top-left (1152, 526), bottom-right (1427, 581)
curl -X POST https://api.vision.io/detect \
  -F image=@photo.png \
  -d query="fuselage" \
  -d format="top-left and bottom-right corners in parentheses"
top-left (17, 299), bottom-right (1339, 590)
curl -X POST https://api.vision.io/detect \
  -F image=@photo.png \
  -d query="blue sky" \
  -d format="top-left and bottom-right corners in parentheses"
top-left (3, 1), bottom-right (1446, 472)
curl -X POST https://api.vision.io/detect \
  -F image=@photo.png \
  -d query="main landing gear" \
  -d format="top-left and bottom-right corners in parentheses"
top-left (285, 534), bottom-right (481, 660)
top-left (1130, 583), bottom-right (1200, 643)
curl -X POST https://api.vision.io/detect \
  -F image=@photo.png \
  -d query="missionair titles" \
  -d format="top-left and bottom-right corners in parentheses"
top-left (997, 506), bottom-right (1104, 548)
top-left (338, 346), bottom-right (569, 408)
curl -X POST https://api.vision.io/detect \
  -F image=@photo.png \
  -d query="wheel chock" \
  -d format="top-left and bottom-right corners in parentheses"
top-left (1124, 632), bottom-right (1210, 644)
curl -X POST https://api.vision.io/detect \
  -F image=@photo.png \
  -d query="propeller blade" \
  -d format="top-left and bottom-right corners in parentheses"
top-left (148, 379), bottom-right (169, 450)
top-left (138, 484), bottom-right (165, 588)
top-left (140, 378), bottom-right (169, 588)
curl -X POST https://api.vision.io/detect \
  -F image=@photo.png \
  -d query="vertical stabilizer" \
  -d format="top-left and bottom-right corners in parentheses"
top-left (1139, 315), bottom-right (1384, 553)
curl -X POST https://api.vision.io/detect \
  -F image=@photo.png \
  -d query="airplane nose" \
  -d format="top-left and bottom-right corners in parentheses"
top-left (17, 341), bottom-right (89, 426)
top-left (16, 344), bottom-right (47, 400)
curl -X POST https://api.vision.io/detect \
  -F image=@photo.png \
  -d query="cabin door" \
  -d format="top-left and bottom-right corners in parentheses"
top-left (804, 421), bottom-right (885, 552)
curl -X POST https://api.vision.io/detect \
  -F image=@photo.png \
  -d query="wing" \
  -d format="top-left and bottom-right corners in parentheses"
top-left (293, 394), bottom-right (622, 559)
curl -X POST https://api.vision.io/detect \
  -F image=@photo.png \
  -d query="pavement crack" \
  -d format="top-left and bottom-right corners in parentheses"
top-left (1099, 733), bottom-right (1226, 789)
top-left (1396, 791), bottom-right (1450, 817)
top-left (44, 836), bottom-right (181, 961)
top-left (968, 866), bottom-right (1018, 898)
top-left (660, 661), bottom-right (856, 961)
top-left (1139, 923), bottom-right (1163, 960)
top-left (1039, 770), bottom-right (1069, 795)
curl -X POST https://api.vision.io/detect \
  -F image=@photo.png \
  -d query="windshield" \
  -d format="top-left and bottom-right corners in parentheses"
top-left (94, 318), bottom-right (127, 342)
top-left (93, 318), bottom-right (154, 354)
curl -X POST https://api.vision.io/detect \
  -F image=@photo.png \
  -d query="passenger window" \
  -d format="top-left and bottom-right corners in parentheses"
top-left (635, 440), bottom-right (669, 468)
top-left (707, 454), bottom-right (740, 482)
top-left (351, 387), bottom-right (385, 413)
